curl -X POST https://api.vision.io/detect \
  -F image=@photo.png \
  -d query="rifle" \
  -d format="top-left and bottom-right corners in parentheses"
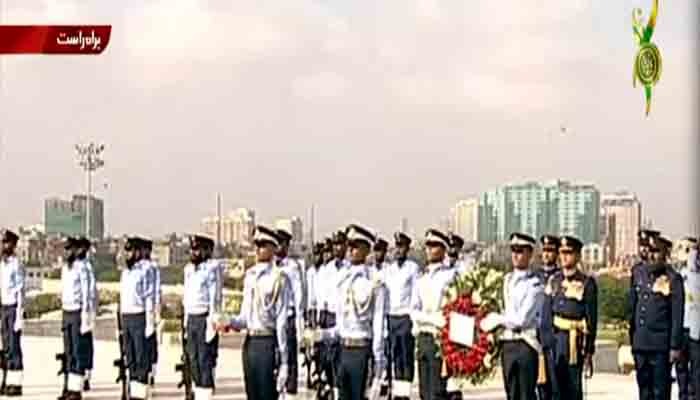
top-left (113, 305), bottom-right (130, 400)
top-left (382, 315), bottom-right (393, 400)
top-left (0, 349), bottom-right (7, 396)
top-left (174, 313), bottom-right (194, 400)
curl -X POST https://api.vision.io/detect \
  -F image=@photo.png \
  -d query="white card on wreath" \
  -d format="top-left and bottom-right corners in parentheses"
top-left (449, 312), bottom-right (475, 347)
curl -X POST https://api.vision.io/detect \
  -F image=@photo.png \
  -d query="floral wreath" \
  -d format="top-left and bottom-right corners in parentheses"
top-left (438, 266), bottom-right (505, 386)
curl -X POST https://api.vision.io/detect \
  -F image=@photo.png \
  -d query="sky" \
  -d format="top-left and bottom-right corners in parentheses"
top-left (0, 0), bottom-right (697, 239)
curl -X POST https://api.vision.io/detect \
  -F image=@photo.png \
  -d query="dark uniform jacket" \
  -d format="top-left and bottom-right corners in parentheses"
top-left (629, 263), bottom-right (685, 352)
top-left (542, 270), bottom-right (598, 361)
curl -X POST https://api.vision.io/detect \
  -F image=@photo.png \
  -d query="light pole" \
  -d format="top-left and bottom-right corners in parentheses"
top-left (75, 143), bottom-right (105, 240)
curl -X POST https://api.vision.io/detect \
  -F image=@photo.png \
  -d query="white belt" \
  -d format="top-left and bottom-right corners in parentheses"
top-left (186, 306), bottom-right (209, 315)
top-left (501, 328), bottom-right (542, 354)
top-left (318, 328), bottom-right (338, 341)
top-left (62, 306), bottom-right (81, 312)
top-left (120, 306), bottom-right (145, 314)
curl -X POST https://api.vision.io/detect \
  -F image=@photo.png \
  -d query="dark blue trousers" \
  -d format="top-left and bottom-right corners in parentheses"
top-left (1, 306), bottom-right (22, 371)
top-left (634, 351), bottom-right (671, 400)
top-left (123, 313), bottom-right (149, 384)
top-left (389, 316), bottom-right (415, 391)
top-left (677, 331), bottom-right (696, 400)
top-left (62, 311), bottom-right (89, 375)
top-left (690, 339), bottom-right (700, 400)
top-left (84, 332), bottom-right (93, 371)
top-left (186, 314), bottom-right (218, 388)
top-left (337, 345), bottom-right (371, 400)
top-left (286, 315), bottom-right (298, 395)
top-left (243, 336), bottom-right (278, 400)
top-left (146, 334), bottom-right (158, 367)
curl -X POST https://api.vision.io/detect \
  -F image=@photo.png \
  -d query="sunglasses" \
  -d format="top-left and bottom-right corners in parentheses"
top-left (559, 249), bottom-right (575, 255)
top-left (648, 248), bottom-right (661, 253)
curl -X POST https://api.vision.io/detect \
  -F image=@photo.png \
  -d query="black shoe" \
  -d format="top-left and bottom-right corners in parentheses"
top-left (6, 385), bottom-right (22, 397)
top-left (83, 380), bottom-right (90, 391)
top-left (150, 376), bottom-right (155, 387)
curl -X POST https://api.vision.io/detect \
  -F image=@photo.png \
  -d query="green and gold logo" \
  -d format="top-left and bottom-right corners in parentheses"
top-left (633, 0), bottom-right (662, 117)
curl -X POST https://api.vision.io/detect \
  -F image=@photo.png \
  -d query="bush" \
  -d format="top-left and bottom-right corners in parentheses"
top-left (98, 289), bottom-right (120, 306)
top-left (224, 292), bottom-right (243, 315)
top-left (25, 293), bottom-right (62, 318)
top-left (597, 275), bottom-right (630, 325)
top-left (160, 267), bottom-right (184, 285)
top-left (96, 268), bottom-right (121, 282)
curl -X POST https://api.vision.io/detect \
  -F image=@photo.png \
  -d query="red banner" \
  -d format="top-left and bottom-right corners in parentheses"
top-left (0, 25), bottom-right (111, 54)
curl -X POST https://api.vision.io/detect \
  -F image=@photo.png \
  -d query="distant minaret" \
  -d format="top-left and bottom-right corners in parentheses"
top-left (216, 193), bottom-right (222, 257)
top-left (310, 203), bottom-right (315, 246)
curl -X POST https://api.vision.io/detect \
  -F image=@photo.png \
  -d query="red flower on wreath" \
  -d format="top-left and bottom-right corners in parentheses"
top-left (440, 293), bottom-right (492, 377)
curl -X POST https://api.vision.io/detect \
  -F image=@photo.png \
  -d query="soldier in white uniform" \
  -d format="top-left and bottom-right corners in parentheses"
top-left (411, 228), bottom-right (458, 400)
top-left (481, 233), bottom-right (545, 400)
top-left (684, 240), bottom-right (700, 400)
top-left (75, 237), bottom-right (96, 392)
top-left (222, 225), bottom-right (293, 400)
top-left (369, 238), bottom-right (389, 284)
top-left (182, 234), bottom-right (223, 400)
top-left (335, 224), bottom-right (388, 400)
top-left (276, 228), bottom-right (305, 400)
top-left (0, 230), bottom-right (24, 397)
top-left (315, 231), bottom-right (351, 399)
top-left (385, 232), bottom-right (420, 400)
top-left (58, 237), bottom-right (93, 400)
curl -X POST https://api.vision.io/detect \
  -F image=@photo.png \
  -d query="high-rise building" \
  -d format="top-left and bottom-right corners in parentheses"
top-left (601, 192), bottom-right (642, 262)
top-left (452, 199), bottom-right (479, 242)
top-left (478, 180), bottom-right (600, 244)
top-left (201, 207), bottom-right (256, 245)
top-left (44, 195), bottom-right (105, 239)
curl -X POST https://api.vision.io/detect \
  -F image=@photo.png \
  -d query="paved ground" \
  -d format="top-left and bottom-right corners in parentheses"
top-left (17, 336), bottom-right (665, 399)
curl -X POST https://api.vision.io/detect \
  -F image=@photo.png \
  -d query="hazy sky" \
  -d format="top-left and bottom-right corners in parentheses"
top-left (0, 0), bottom-right (696, 239)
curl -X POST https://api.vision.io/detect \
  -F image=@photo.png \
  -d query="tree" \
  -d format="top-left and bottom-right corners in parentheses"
top-left (597, 275), bottom-right (629, 325)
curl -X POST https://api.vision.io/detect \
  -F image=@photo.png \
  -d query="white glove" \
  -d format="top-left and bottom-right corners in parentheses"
top-left (13, 313), bottom-right (23, 332)
top-left (80, 312), bottom-right (93, 335)
top-left (479, 312), bottom-right (504, 332)
top-left (205, 317), bottom-right (217, 343)
top-left (429, 312), bottom-right (446, 328)
top-left (368, 378), bottom-right (382, 400)
top-left (276, 363), bottom-right (289, 392)
top-left (145, 312), bottom-right (155, 338)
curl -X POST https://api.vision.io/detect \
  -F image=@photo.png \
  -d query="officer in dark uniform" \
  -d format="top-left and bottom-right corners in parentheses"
top-left (677, 238), bottom-right (697, 400)
top-left (303, 242), bottom-right (326, 390)
top-left (629, 235), bottom-right (685, 400)
top-left (0, 230), bottom-right (24, 397)
top-left (535, 235), bottom-right (560, 400)
top-left (541, 236), bottom-right (597, 400)
top-left (634, 230), bottom-right (661, 272)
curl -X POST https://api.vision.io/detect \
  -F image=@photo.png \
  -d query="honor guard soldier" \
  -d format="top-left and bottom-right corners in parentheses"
top-left (322, 238), bottom-right (334, 265)
top-left (335, 224), bottom-right (388, 400)
top-left (222, 225), bottom-right (292, 400)
top-left (183, 234), bottom-right (223, 400)
top-left (678, 238), bottom-right (699, 400)
top-left (315, 230), bottom-right (351, 399)
top-left (303, 242), bottom-right (326, 390)
top-left (276, 228), bottom-right (305, 400)
top-left (59, 237), bottom-right (94, 400)
top-left (685, 243), bottom-right (700, 400)
top-left (75, 237), bottom-right (97, 392)
top-left (139, 237), bottom-right (162, 387)
top-left (369, 238), bottom-right (389, 284)
top-left (0, 230), bottom-right (24, 397)
top-left (535, 235), bottom-right (561, 400)
top-left (411, 228), bottom-right (458, 400)
top-left (446, 233), bottom-right (471, 275)
top-left (629, 235), bottom-right (685, 400)
top-left (481, 233), bottom-right (545, 400)
top-left (385, 231), bottom-right (419, 400)
top-left (634, 230), bottom-right (661, 271)
top-left (120, 237), bottom-right (155, 400)
top-left (541, 236), bottom-right (598, 400)
top-left (306, 242), bottom-right (325, 330)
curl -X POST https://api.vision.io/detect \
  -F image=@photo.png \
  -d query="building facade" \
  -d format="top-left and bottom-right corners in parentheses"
top-left (478, 180), bottom-right (600, 245)
top-left (44, 195), bottom-right (104, 239)
top-left (452, 199), bottom-right (479, 242)
top-left (201, 208), bottom-right (256, 245)
top-left (601, 192), bottom-right (642, 262)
